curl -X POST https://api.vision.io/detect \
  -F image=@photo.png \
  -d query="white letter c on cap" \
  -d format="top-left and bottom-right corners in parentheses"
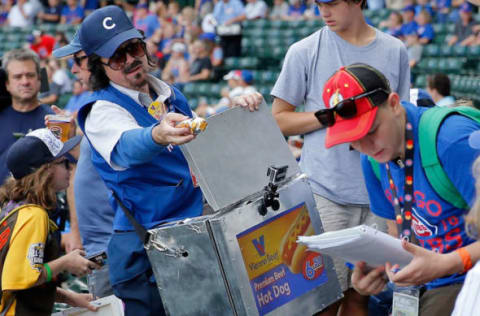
top-left (103, 17), bottom-right (116, 30)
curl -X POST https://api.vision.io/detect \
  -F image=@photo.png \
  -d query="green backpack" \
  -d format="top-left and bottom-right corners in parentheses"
top-left (368, 106), bottom-right (480, 210)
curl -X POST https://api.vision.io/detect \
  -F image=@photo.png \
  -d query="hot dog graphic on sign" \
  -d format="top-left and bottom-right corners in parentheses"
top-left (237, 203), bottom-right (328, 315)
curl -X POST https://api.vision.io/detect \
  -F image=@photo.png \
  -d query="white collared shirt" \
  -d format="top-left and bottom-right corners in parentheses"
top-left (85, 75), bottom-right (171, 170)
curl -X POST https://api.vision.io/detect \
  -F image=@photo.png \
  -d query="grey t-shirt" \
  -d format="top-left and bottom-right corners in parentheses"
top-left (271, 27), bottom-right (410, 205)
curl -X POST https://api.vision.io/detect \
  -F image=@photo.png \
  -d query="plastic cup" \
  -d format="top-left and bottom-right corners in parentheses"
top-left (46, 114), bottom-right (71, 142)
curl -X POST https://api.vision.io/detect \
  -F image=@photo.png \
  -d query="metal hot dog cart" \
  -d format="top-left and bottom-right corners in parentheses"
top-left (145, 103), bottom-right (342, 315)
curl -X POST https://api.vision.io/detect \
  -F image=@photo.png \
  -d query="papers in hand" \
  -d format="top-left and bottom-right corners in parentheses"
top-left (297, 225), bottom-right (413, 269)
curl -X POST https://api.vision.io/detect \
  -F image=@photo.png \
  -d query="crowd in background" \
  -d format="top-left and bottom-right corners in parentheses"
top-left (0, 0), bottom-right (477, 118)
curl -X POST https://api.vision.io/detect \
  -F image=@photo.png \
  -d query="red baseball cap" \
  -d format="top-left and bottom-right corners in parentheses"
top-left (322, 63), bottom-right (391, 148)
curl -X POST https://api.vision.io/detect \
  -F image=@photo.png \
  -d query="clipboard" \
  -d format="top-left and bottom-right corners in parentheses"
top-left (297, 225), bottom-right (413, 269)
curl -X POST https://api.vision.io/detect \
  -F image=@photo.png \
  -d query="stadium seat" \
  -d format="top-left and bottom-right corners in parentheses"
top-left (440, 45), bottom-right (453, 57)
top-left (423, 44), bottom-right (440, 57)
top-left (414, 74), bottom-right (427, 88)
top-left (453, 45), bottom-right (467, 56)
top-left (468, 45), bottom-right (480, 58)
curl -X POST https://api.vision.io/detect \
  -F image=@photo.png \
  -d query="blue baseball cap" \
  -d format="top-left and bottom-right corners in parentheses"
top-left (314, 0), bottom-right (335, 3)
top-left (79, 5), bottom-right (143, 58)
top-left (241, 70), bottom-right (253, 84)
top-left (7, 128), bottom-right (81, 180)
top-left (460, 2), bottom-right (472, 13)
top-left (199, 32), bottom-right (216, 42)
top-left (402, 4), bottom-right (415, 12)
top-left (53, 30), bottom-right (82, 58)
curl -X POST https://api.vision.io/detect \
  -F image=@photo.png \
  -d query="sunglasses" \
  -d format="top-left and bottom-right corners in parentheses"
top-left (315, 87), bottom-right (389, 127)
top-left (53, 159), bottom-right (71, 170)
top-left (73, 54), bottom-right (88, 67)
top-left (102, 40), bottom-right (146, 71)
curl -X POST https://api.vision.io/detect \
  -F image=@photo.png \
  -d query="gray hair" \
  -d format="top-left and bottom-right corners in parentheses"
top-left (2, 48), bottom-right (41, 78)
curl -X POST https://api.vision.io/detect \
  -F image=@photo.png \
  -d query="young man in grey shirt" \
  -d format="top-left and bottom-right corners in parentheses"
top-left (271, 0), bottom-right (410, 314)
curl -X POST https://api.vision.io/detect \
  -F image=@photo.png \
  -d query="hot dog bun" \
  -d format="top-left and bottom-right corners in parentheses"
top-left (176, 117), bottom-right (208, 135)
top-left (279, 208), bottom-right (312, 273)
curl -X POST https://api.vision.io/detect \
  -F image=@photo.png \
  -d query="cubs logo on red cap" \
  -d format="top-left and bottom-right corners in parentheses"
top-left (322, 64), bottom-right (390, 148)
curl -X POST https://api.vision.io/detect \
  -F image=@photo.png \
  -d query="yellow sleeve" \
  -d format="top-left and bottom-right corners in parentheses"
top-left (2, 206), bottom-right (49, 290)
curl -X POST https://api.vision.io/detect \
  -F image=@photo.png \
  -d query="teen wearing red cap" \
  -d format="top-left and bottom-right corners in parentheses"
top-left (323, 63), bottom-right (480, 316)
top-left (271, 0), bottom-right (410, 313)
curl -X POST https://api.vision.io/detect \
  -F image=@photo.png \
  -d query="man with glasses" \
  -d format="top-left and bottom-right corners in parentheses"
top-left (323, 63), bottom-right (480, 316)
top-left (53, 31), bottom-right (115, 300)
top-left (74, 6), bottom-right (260, 315)
top-left (270, 0), bottom-right (410, 314)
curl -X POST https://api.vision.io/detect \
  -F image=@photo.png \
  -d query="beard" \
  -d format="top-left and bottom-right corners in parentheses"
top-left (124, 60), bottom-right (148, 90)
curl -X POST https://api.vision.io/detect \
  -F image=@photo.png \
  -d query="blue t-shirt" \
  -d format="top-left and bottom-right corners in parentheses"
top-left (74, 138), bottom-right (114, 256)
top-left (0, 105), bottom-right (53, 184)
top-left (61, 5), bottom-right (85, 24)
top-left (213, 0), bottom-right (245, 25)
top-left (361, 102), bottom-right (480, 289)
top-left (288, 4), bottom-right (307, 17)
top-left (64, 91), bottom-right (90, 114)
top-left (415, 4), bottom-right (434, 17)
top-left (417, 23), bottom-right (435, 42)
top-left (134, 14), bottom-right (160, 39)
top-left (436, 0), bottom-right (451, 9)
top-left (42, 5), bottom-right (62, 23)
top-left (402, 21), bottom-right (418, 36)
top-left (387, 26), bottom-right (403, 38)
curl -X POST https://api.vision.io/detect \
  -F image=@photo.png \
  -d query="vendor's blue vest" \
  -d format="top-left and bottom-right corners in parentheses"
top-left (77, 85), bottom-right (203, 231)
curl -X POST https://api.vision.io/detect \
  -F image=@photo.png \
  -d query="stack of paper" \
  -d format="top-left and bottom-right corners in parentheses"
top-left (297, 225), bottom-right (413, 269)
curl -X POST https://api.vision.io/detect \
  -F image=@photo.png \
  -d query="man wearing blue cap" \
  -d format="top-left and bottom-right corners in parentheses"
top-left (53, 31), bottom-right (116, 300)
top-left (270, 0), bottom-right (410, 314)
top-left (74, 5), bottom-right (261, 315)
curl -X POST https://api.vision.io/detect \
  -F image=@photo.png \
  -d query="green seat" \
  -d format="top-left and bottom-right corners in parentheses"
top-left (239, 57), bottom-right (260, 69)
top-left (363, 10), bottom-right (375, 19)
top-left (182, 83), bottom-right (196, 97)
top-left (209, 83), bottom-right (226, 97)
top-left (433, 23), bottom-right (446, 34)
top-left (446, 58), bottom-right (466, 74)
top-left (433, 34), bottom-right (447, 44)
top-left (414, 74), bottom-right (427, 88)
top-left (270, 20), bottom-right (289, 29)
top-left (453, 45), bottom-right (468, 56)
top-left (297, 27), bottom-right (314, 38)
top-left (468, 45), bottom-right (480, 58)
top-left (224, 57), bottom-right (241, 69)
top-left (304, 19), bottom-right (323, 29)
top-left (378, 8), bottom-right (392, 19)
top-left (427, 58), bottom-right (440, 69)
top-left (288, 20), bottom-right (304, 29)
top-left (440, 45), bottom-right (453, 57)
top-left (424, 44), bottom-right (440, 57)
top-left (242, 20), bottom-right (257, 30)
top-left (262, 71), bottom-right (279, 84)
top-left (446, 23), bottom-right (455, 33)
top-left (417, 58), bottom-right (430, 70)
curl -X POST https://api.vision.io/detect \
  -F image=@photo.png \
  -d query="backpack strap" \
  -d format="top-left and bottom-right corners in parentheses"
top-left (419, 106), bottom-right (480, 210)
top-left (368, 156), bottom-right (381, 181)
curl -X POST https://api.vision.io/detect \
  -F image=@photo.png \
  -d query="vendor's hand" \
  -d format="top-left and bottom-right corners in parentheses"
top-left (45, 105), bottom-right (77, 139)
top-left (62, 291), bottom-right (98, 312)
top-left (385, 239), bottom-right (457, 287)
top-left (232, 92), bottom-right (263, 112)
top-left (351, 261), bottom-right (387, 296)
top-left (152, 112), bottom-right (195, 146)
top-left (62, 249), bottom-right (101, 277)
